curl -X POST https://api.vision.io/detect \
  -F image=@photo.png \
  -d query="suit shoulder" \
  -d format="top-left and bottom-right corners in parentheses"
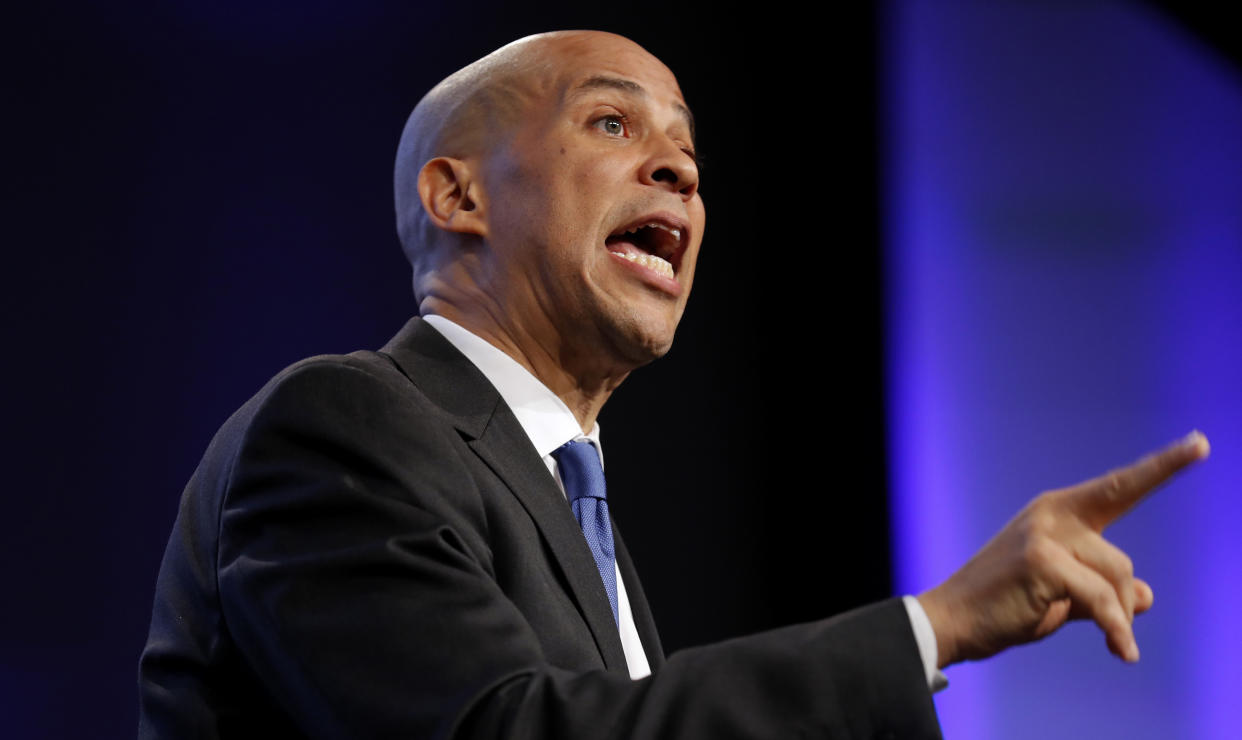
top-left (263, 349), bottom-right (409, 398)
top-left (200, 348), bottom-right (450, 476)
top-left (246, 349), bottom-right (427, 418)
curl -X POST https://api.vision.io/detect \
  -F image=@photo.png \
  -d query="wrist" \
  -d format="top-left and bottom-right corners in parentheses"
top-left (917, 587), bottom-right (960, 669)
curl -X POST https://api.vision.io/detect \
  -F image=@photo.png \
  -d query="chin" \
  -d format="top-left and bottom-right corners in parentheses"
top-left (606, 315), bottom-right (680, 369)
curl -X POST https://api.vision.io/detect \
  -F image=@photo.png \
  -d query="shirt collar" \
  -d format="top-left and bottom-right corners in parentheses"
top-left (422, 314), bottom-right (602, 462)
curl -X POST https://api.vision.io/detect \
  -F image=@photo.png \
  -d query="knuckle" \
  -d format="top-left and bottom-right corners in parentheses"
top-left (1092, 589), bottom-right (1118, 616)
top-left (1034, 488), bottom-right (1062, 507)
top-left (1023, 535), bottom-right (1057, 570)
top-left (1102, 472), bottom-right (1124, 499)
top-left (1117, 552), bottom-right (1134, 580)
top-left (1022, 500), bottom-right (1060, 535)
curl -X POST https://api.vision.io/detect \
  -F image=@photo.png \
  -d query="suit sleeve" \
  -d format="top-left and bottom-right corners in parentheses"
top-left (215, 358), bottom-right (943, 739)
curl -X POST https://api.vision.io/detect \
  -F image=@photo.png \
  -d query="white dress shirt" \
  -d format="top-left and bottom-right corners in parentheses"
top-left (423, 314), bottom-right (651, 680)
top-left (422, 314), bottom-right (943, 691)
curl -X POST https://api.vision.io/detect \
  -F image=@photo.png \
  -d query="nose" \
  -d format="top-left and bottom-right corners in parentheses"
top-left (640, 137), bottom-right (699, 200)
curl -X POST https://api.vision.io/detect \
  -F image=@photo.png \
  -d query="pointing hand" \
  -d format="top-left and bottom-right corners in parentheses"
top-left (918, 431), bottom-right (1210, 668)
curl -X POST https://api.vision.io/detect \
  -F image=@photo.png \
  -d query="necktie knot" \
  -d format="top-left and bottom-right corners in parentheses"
top-left (553, 440), bottom-right (607, 504)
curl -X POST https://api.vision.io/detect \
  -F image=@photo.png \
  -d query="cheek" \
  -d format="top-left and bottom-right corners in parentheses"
top-left (490, 156), bottom-right (575, 243)
top-left (488, 140), bottom-right (623, 257)
top-left (541, 160), bottom-right (616, 239)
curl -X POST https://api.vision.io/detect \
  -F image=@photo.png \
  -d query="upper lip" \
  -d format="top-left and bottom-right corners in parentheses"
top-left (606, 211), bottom-right (690, 273)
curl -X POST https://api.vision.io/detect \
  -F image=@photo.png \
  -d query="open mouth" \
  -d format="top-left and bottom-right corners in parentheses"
top-left (604, 216), bottom-right (688, 281)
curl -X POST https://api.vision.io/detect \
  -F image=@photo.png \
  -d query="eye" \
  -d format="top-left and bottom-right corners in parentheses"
top-left (593, 114), bottom-right (629, 137)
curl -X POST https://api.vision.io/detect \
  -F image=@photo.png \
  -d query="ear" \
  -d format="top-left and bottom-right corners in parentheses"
top-left (416, 157), bottom-right (488, 239)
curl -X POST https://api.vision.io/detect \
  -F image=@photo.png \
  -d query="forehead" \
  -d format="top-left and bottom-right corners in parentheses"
top-left (540, 34), bottom-right (687, 107)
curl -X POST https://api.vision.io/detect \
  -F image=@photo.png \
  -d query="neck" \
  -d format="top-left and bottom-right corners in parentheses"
top-left (421, 296), bottom-right (629, 435)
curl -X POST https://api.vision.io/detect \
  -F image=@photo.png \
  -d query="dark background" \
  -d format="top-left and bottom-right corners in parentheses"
top-left (6, 1), bottom-right (1233, 737)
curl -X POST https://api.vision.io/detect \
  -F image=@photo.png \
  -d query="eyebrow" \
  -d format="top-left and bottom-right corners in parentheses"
top-left (571, 75), bottom-right (696, 145)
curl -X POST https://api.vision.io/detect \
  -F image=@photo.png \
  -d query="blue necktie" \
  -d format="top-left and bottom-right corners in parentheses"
top-left (552, 440), bottom-right (619, 625)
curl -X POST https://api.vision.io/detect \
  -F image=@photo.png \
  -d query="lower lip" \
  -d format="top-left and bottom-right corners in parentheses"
top-left (607, 250), bottom-right (683, 298)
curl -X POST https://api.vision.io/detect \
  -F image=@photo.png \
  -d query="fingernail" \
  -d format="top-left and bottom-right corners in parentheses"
top-left (1183, 430), bottom-right (1210, 457)
top-left (1127, 642), bottom-right (1140, 662)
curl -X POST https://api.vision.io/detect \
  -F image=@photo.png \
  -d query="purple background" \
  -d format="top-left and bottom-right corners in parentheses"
top-left (886, 2), bottom-right (1241, 737)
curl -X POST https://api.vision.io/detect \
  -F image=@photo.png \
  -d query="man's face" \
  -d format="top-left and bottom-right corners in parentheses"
top-left (477, 33), bottom-right (704, 372)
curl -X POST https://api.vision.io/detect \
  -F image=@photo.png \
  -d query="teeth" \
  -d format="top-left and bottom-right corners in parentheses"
top-left (610, 250), bottom-right (674, 279)
top-left (626, 222), bottom-right (683, 242)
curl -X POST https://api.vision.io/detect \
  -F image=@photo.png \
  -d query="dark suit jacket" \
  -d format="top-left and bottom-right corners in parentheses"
top-left (139, 316), bottom-right (943, 739)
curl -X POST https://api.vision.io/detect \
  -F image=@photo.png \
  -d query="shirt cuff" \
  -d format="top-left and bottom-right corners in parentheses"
top-left (902, 595), bottom-right (949, 693)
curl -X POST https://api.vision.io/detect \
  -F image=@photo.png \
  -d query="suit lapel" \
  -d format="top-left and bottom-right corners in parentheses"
top-left (467, 417), bottom-right (629, 673)
top-left (379, 317), bottom-right (629, 674)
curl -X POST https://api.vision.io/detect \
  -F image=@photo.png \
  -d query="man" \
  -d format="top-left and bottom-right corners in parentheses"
top-left (139, 31), bottom-right (1209, 738)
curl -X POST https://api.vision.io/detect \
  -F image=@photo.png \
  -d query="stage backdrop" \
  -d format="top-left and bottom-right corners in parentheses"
top-left (885, 2), bottom-right (1242, 738)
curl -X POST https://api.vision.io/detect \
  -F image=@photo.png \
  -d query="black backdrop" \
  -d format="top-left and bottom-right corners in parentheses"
top-left (8, 3), bottom-right (893, 736)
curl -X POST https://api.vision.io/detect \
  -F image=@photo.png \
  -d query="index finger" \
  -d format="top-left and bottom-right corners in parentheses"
top-left (1066, 430), bottom-right (1210, 530)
